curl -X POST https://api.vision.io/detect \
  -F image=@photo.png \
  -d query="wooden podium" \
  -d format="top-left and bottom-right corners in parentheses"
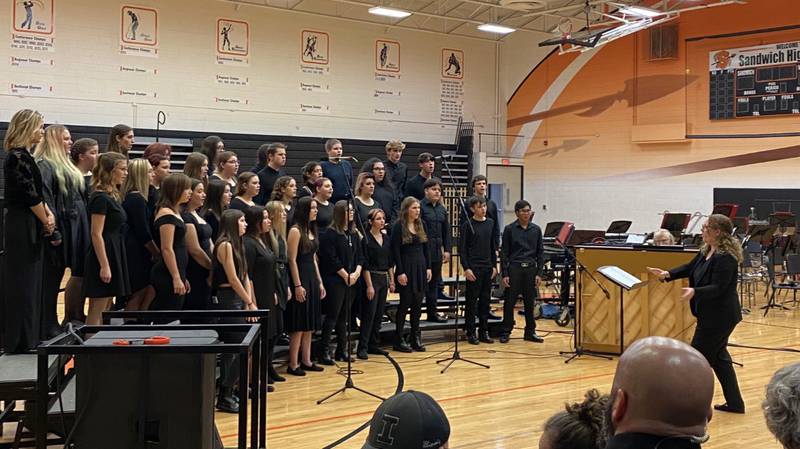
top-left (575, 246), bottom-right (697, 355)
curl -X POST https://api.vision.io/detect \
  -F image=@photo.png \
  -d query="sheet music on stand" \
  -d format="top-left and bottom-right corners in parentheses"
top-left (597, 266), bottom-right (645, 291)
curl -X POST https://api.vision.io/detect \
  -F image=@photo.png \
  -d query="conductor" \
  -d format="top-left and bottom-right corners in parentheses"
top-left (647, 214), bottom-right (745, 414)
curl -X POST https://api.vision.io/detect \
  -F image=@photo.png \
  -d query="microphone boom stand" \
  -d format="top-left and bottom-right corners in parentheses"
top-left (436, 155), bottom-right (490, 373)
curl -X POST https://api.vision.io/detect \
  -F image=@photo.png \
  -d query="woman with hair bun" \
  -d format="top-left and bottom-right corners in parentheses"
top-left (539, 389), bottom-right (609, 449)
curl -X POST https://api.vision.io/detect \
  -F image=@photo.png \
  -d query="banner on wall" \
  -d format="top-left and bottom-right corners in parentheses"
top-left (10, 0), bottom-right (55, 52)
top-left (120, 5), bottom-right (158, 57)
top-left (301, 30), bottom-right (329, 65)
top-left (216, 18), bottom-right (249, 65)
top-left (375, 40), bottom-right (400, 73)
top-left (440, 48), bottom-right (464, 123)
top-left (441, 48), bottom-right (464, 79)
top-left (709, 40), bottom-right (800, 119)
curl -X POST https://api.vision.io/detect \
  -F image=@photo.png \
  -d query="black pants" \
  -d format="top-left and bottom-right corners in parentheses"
top-left (396, 287), bottom-right (423, 344)
top-left (214, 288), bottom-right (245, 388)
top-left (502, 264), bottom-right (538, 336)
top-left (465, 267), bottom-right (492, 335)
top-left (320, 278), bottom-right (353, 355)
top-left (691, 324), bottom-right (744, 409)
top-left (359, 272), bottom-right (388, 350)
top-left (42, 244), bottom-right (65, 338)
top-left (425, 260), bottom-right (443, 315)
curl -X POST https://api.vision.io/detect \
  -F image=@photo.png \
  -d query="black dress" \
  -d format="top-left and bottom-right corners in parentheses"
top-left (315, 200), bottom-right (334, 230)
top-left (3, 148), bottom-right (45, 352)
top-left (150, 214), bottom-right (189, 310)
top-left (147, 185), bottom-right (160, 216)
top-left (205, 210), bottom-right (221, 243)
top-left (244, 235), bottom-right (281, 338)
top-left (354, 197), bottom-right (382, 233)
top-left (275, 237), bottom-right (289, 313)
top-left (183, 211), bottom-right (213, 311)
top-left (229, 197), bottom-right (255, 212)
top-left (390, 221), bottom-right (430, 295)
top-left (37, 159), bottom-right (67, 338)
top-left (84, 191), bottom-right (131, 298)
top-left (122, 192), bottom-right (155, 293)
top-left (284, 237), bottom-right (321, 332)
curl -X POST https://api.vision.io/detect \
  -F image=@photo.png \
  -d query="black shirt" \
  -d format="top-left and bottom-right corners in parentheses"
top-left (463, 196), bottom-right (500, 246)
top-left (460, 218), bottom-right (498, 271)
top-left (373, 181), bottom-right (398, 224)
top-left (606, 433), bottom-right (702, 449)
top-left (501, 220), bottom-right (543, 277)
top-left (420, 198), bottom-right (451, 262)
top-left (318, 228), bottom-right (363, 281)
top-left (354, 197), bottom-right (382, 234)
top-left (315, 200), bottom-right (334, 230)
top-left (4, 148), bottom-right (44, 210)
top-left (384, 159), bottom-right (407, 203)
top-left (255, 165), bottom-right (285, 205)
top-left (404, 174), bottom-right (430, 201)
top-left (363, 231), bottom-right (393, 272)
top-left (321, 160), bottom-right (354, 203)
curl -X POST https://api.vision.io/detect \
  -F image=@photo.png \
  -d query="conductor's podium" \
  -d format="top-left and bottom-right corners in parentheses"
top-left (575, 245), bottom-right (698, 355)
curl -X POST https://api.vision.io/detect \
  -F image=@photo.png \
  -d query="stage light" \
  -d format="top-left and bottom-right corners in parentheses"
top-left (477, 23), bottom-right (516, 34)
top-left (619, 5), bottom-right (662, 18)
top-left (368, 6), bottom-right (412, 18)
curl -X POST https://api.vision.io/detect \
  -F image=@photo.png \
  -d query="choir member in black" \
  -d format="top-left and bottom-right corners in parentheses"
top-left (150, 174), bottom-right (192, 310)
top-left (197, 135), bottom-right (224, 169)
top-left (464, 175), bottom-right (500, 245)
top-left (243, 206), bottom-right (280, 392)
top-left (210, 151), bottom-right (239, 190)
top-left (255, 143), bottom-right (287, 204)
top-left (183, 179), bottom-right (214, 312)
top-left (354, 172), bottom-right (382, 233)
top-left (312, 177), bottom-right (334, 230)
top-left (36, 125), bottom-right (82, 337)
top-left (383, 139), bottom-right (407, 207)
top-left (403, 152), bottom-right (435, 201)
top-left (271, 175), bottom-right (297, 227)
top-left (321, 138), bottom-right (354, 203)
top-left (318, 201), bottom-right (364, 365)
top-left (251, 143), bottom-right (268, 174)
top-left (183, 152), bottom-right (209, 186)
top-left (390, 197), bottom-right (432, 353)
top-left (230, 171), bottom-right (260, 211)
top-left (122, 159), bottom-right (158, 311)
top-left (65, 137), bottom-right (98, 323)
top-left (106, 123), bottom-right (134, 156)
top-left (203, 180), bottom-right (232, 242)
top-left (84, 152), bottom-right (130, 326)
top-left (358, 209), bottom-right (394, 359)
top-left (460, 196), bottom-right (499, 345)
top-left (147, 153), bottom-right (170, 214)
top-left (361, 158), bottom-right (398, 225)
top-left (265, 200), bottom-right (290, 383)
top-left (285, 197), bottom-right (326, 375)
top-left (499, 200), bottom-right (544, 343)
top-left (420, 178), bottom-right (451, 323)
top-left (211, 209), bottom-right (255, 413)
top-left (297, 161), bottom-right (322, 199)
top-left (647, 214), bottom-right (746, 414)
top-left (3, 109), bottom-right (54, 352)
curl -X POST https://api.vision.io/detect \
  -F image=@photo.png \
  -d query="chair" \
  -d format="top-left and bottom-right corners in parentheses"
top-left (763, 253), bottom-right (800, 315)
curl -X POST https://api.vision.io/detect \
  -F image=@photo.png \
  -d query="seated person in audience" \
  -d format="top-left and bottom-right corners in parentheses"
top-left (604, 336), bottom-right (714, 449)
top-left (539, 389), bottom-right (609, 449)
top-left (651, 229), bottom-right (676, 246)
top-left (321, 138), bottom-right (354, 203)
top-left (362, 390), bottom-right (450, 449)
top-left (764, 362), bottom-right (800, 449)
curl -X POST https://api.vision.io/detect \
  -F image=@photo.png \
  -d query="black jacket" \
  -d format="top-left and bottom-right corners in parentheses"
top-left (607, 432), bottom-right (703, 449)
top-left (668, 251), bottom-right (741, 329)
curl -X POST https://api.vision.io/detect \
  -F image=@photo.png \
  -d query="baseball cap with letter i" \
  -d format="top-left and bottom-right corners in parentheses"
top-left (362, 391), bottom-right (450, 449)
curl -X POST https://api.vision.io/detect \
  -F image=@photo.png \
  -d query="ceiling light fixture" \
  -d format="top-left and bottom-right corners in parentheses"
top-left (477, 23), bottom-right (516, 34)
top-left (619, 5), bottom-right (662, 18)
top-left (368, 6), bottom-right (412, 18)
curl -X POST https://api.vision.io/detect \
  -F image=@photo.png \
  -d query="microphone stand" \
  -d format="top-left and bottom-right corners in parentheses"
top-left (436, 155), bottom-right (490, 373)
top-left (318, 157), bottom-right (384, 404)
top-left (556, 238), bottom-right (612, 363)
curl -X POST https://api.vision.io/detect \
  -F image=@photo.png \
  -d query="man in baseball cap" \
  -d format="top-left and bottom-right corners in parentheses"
top-left (362, 390), bottom-right (450, 449)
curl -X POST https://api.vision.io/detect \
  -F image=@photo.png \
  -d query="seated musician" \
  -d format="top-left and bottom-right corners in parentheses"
top-left (650, 229), bottom-right (675, 246)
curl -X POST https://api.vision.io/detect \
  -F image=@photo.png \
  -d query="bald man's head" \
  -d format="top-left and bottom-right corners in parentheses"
top-left (606, 337), bottom-right (714, 440)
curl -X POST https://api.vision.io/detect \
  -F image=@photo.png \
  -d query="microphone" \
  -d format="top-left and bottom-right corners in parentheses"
top-left (320, 155), bottom-right (359, 163)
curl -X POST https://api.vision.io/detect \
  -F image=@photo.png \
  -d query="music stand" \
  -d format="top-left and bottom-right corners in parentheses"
top-left (596, 266), bottom-right (645, 356)
top-left (712, 203), bottom-right (739, 219)
top-left (660, 213), bottom-right (691, 237)
top-left (606, 220), bottom-right (632, 234)
top-left (567, 230), bottom-right (606, 246)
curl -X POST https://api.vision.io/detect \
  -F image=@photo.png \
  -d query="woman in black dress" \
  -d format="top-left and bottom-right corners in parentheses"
top-left (84, 152), bottom-right (130, 326)
top-left (265, 200), bottom-right (289, 382)
top-left (296, 161), bottom-right (322, 199)
top-left (353, 172), bottom-right (382, 234)
top-left (318, 200), bottom-right (363, 365)
top-left (648, 214), bottom-right (746, 414)
top-left (358, 209), bottom-right (394, 359)
top-left (210, 151), bottom-right (238, 190)
top-left (184, 152), bottom-right (209, 186)
top-left (3, 109), bottom-right (54, 352)
top-left (183, 179), bottom-right (214, 312)
top-left (203, 180), bottom-right (232, 242)
top-left (285, 197), bottom-right (326, 376)
top-left (65, 138), bottom-right (98, 323)
top-left (390, 197), bottom-right (432, 353)
top-left (211, 209), bottom-right (255, 413)
top-left (312, 177), bottom-right (334, 231)
top-left (122, 159), bottom-right (159, 311)
top-left (271, 175), bottom-right (297, 227)
top-left (230, 171), bottom-right (260, 211)
top-left (243, 206), bottom-right (281, 392)
top-left (150, 174), bottom-right (192, 310)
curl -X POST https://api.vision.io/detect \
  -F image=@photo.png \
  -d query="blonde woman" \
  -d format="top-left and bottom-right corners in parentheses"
top-left (122, 159), bottom-right (159, 311)
top-left (266, 201), bottom-right (290, 382)
top-left (3, 109), bottom-right (53, 352)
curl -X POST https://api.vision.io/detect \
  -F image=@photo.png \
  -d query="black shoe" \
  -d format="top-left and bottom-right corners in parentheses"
top-left (714, 403), bottom-right (745, 414)
top-left (267, 385), bottom-right (275, 393)
top-left (438, 290), bottom-right (454, 300)
top-left (301, 363), bottom-right (324, 372)
top-left (319, 350), bottom-right (335, 366)
top-left (479, 331), bottom-right (494, 344)
top-left (499, 334), bottom-right (510, 344)
top-left (217, 388), bottom-right (239, 413)
top-left (277, 333), bottom-right (290, 346)
top-left (357, 348), bottom-right (369, 360)
top-left (426, 313), bottom-right (447, 323)
top-left (393, 342), bottom-right (413, 353)
top-left (411, 337), bottom-right (426, 352)
top-left (368, 347), bottom-right (389, 356)
top-left (287, 365), bottom-right (306, 376)
top-left (335, 352), bottom-right (355, 363)
top-left (524, 332), bottom-right (544, 343)
top-left (488, 311), bottom-right (502, 320)
top-left (269, 368), bottom-right (286, 382)
top-left (467, 333), bottom-right (479, 345)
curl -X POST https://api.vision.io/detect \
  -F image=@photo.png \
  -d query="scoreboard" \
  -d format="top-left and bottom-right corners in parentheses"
top-left (709, 40), bottom-right (800, 120)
